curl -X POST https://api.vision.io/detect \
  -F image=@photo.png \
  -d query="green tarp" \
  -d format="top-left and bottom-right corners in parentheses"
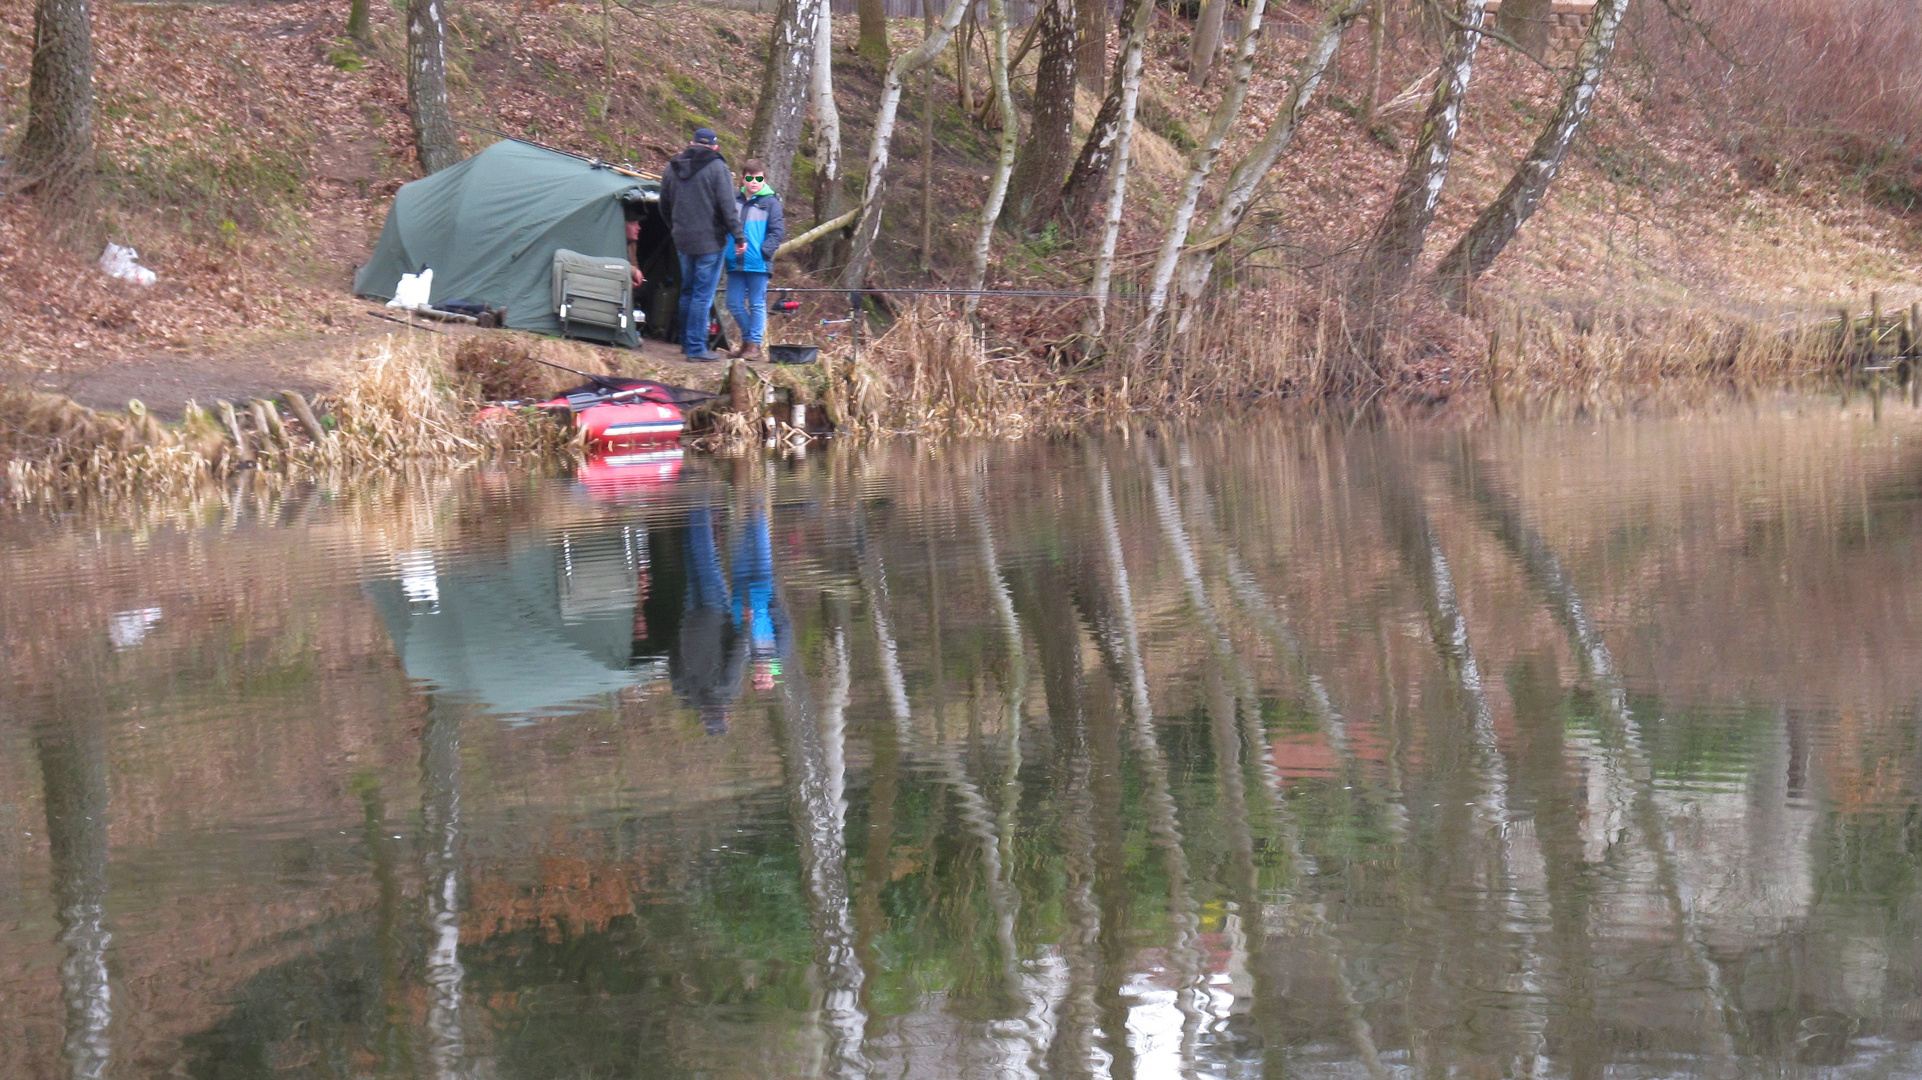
top-left (353, 140), bottom-right (657, 346)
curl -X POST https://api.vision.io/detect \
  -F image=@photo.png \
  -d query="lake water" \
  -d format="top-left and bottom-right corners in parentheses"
top-left (5, 406), bottom-right (1922, 1080)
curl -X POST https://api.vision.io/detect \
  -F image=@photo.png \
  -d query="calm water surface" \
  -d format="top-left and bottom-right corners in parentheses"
top-left (6, 408), bottom-right (1922, 1079)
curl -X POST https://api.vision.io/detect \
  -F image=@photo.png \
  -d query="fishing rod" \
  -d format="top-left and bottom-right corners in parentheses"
top-left (453, 121), bottom-right (660, 181)
top-left (366, 310), bottom-right (446, 333)
top-left (771, 286), bottom-right (1151, 300)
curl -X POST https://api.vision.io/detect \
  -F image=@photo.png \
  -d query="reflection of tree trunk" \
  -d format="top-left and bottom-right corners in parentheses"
top-left (1083, 459), bottom-right (1206, 1066)
top-left (1374, 456), bottom-right (1550, 1079)
top-left (419, 697), bottom-right (466, 1080)
top-left (1448, 448), bottom-right (1742, 1075)
top-left (357, 779), bottom-right (415, 1076)
top-left (776, 584), bottom-right (868, 1079)
top-left (36, 709), bottom-right (112, 1080)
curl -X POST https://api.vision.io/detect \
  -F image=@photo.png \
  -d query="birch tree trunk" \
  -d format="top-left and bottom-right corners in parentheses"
top-left (1351, 0), bottom-right (1487, 298)
top-left (965, 0), bottom-right (1020, 311)
top-left (841, 0), bottom-right (972, 291)
top-left (1086, 0), bottom-right (1148, 335)
top-left (811, 0), bottom-right (845, 235)
top-left (1059, 0), bottom-right (1153, 226)
top-left (1006, 0), bottom-right (1078, 227)
top-left (1133, 0), bottom-right (1271, 356)
top-left (18, 0), bottom-right (95, 192)
top-left (407, 0), bottom-right (461, 175)
top-left (748, 0), bottom-right (821, 197)
top-left (1170, 0), bottom-right (1367, 335)
top-left (1434, 0), bottom-right (1630, 308)
top-left (1188, 0), bottom-right (1226, 86)
top-left (856, 0), bottom-right (890, 63)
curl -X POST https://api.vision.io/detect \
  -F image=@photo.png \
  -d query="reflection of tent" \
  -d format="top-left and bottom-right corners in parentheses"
top-left (352, 141), bottom-right (680, 346)
top-left (369, 527), bottom-right (662, 717)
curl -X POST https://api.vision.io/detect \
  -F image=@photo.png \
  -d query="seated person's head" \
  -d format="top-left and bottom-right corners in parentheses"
top-left (626, 218), bottom-right (641, 243)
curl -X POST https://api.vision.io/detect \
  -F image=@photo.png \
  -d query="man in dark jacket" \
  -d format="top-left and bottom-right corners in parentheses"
top-left (659, 128), bottom-right (747, 361)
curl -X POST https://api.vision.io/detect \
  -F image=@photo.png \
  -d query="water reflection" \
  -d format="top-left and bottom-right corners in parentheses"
top-left (5, 411), bottom-right (1922, 1078)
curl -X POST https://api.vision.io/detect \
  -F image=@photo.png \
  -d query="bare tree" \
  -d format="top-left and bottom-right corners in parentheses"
top-left (857, 0), bottom-right (890, 63)
top-left (842, 0), bottom-right (972, 290)
top-left (966, 0), bottom-right (1020, 309)
top-left (347, 0), bottom-right (371, 41)
top-left (1006, 0), bottom-right (1078, 226)
top-left (1074, 0), bottom-right (1108, 93)
top-left (16, 0), bottom-right (94, 192)
top-left (1170, 0), bottom-right (1369, 334)
top-left (1085, 0), bottom-right (1149, 334)
top-left (1189, 0), bottom-right (1226, 85)
top-left (407, 0), bottom-right (462, 174)
top-left (1435, 0), bottom-right (1631, 307)
top-left (1133, 0), bottom-right (1272, 354)
top-left (748, 0), bottom-right (821, 196)
top-left (1351, 0), bottom-right (1488, 297)
top-left (1059, 0), bottom-right (1153, 225)
top-left (811, 0), bottom-right (845, 228)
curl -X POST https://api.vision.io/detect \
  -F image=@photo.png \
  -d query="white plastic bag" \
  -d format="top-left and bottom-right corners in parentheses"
top-left (99, 243), bottom-right (158, 286)
top-left (388, 268), bottom-right (433, 309)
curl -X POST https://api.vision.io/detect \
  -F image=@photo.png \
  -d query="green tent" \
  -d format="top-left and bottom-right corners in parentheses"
top-left (353, 140), bottom-right (681, 347)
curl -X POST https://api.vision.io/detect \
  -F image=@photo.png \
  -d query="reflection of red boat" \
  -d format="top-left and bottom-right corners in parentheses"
top-left (577, 447), bottom-right (684, 499)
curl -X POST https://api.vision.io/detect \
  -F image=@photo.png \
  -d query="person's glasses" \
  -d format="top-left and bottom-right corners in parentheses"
top-left (744, 175), bottom-right (765, 183)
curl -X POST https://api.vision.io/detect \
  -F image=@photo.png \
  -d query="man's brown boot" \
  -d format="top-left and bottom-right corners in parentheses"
top-left (741, 342), bottom-right (764, 361)
top-left (726, 342), bottom-right (748, 359)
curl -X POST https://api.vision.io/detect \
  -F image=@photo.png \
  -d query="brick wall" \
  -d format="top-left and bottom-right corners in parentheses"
top-left (1486, 0), bottom-right (1597, 53)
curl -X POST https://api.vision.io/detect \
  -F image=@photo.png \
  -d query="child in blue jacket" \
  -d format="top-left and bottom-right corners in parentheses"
top-left (725, 158), bottom-right (785, 360)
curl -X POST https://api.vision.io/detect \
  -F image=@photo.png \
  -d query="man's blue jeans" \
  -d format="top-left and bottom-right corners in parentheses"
top-left (726, 271), bottom-right (770, 345)
top-left (677, 251), bottom-right (725, 356)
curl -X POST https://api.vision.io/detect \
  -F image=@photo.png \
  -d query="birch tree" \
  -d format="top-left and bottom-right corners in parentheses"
top-left (1006, 0), bottom-right (1078, 226)
top-left (1133, 0), bottom-right (1272, 355)
top-left (748, 0), bottom-right (820, 197)
top-left (1170, 0), bottom-right (1369, 335)
top-left (1351, 0), bottom-right (1488, 297)
top-left (1059, 0), bottom-right (1154, 225)
top-left (1434, 0), bottom-right (1631, 308)
top-left (17, 0), bottom-right (94, 192)
top-left (810, 0), bottom-right (845, 229)
top-left (965, 0), bottom-right (1020, 312)
top-left (841, 0), bottom-right (972, 291)
top-left (407, 0), bottom-right (462, 174)
top-left (1086, 0), bottom-right (1150, 334)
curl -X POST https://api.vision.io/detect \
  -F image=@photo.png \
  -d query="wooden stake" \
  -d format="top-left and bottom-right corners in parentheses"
top-left (1871, 292), bottom-right (1885, 357)
top-left (251, 399), bottom-right (286, 450)
top-left (218, 401), bottom-right (255, 464)
top-left (283, 391), bottom-right (328, 442)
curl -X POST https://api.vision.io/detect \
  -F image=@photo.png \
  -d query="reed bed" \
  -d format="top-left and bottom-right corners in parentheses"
top-left (1, 336), bottom-right (571, 504)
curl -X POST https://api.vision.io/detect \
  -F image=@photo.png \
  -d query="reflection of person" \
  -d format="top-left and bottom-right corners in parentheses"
top-left (725, 158), bottom-right (785, 362)
top-left (669, 506), bottom-right (746, 735)
top-left (659, 128), bottom-right (746, 362)
top-left (729, 500), bottom-right (787, 690)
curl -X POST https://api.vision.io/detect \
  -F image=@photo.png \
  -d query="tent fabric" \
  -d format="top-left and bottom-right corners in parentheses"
top-left (353, 140), bottom-right (656, 346)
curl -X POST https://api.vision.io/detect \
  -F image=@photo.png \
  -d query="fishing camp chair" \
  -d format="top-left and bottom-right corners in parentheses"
top-left (551, 249), bottom-right (637, 341)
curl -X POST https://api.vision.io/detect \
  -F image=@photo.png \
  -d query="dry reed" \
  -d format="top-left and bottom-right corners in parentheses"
top-left (2, 335), bottom-right (573, 504)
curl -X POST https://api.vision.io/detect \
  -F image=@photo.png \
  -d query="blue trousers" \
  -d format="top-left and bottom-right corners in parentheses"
top-left (726, 271), bottom-right (770, 346)
top-left (677, 251), bottom-right (725, 356)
